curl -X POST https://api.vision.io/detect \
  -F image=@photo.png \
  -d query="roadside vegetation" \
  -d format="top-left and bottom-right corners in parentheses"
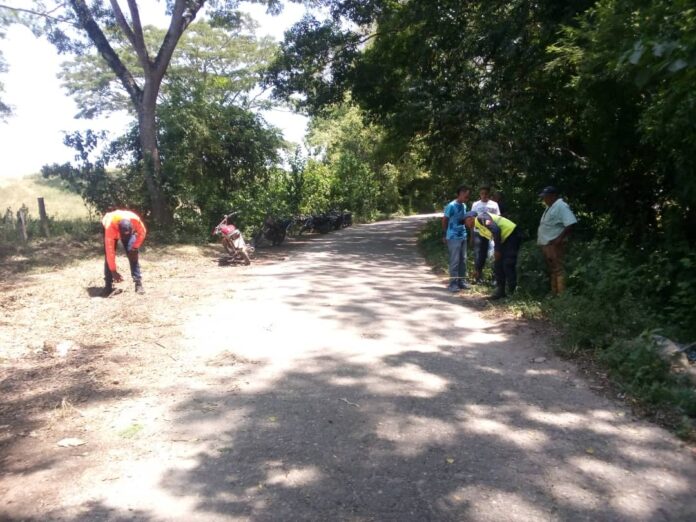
top-left (419, 219), bottom-right (696, 439)
top-left (0, 175), bottom-right (98, 266)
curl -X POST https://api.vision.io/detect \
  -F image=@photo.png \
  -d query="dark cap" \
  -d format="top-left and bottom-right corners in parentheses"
top-left (538, 186), bottom-right (560, 197)
top-left (118, 219), bottom-right (133, 234)
top-left (463, 211), bottom-right (478, 220)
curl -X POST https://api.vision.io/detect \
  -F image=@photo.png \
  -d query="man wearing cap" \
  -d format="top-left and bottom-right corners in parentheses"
top-left (464, 210), bottom-right (522, 300)
top-left (102, 209), bottom-right (147, 296)
top-left (442, 185), bottom-right (471, 292)
top-left (537, 186), bottom-right (577, 295)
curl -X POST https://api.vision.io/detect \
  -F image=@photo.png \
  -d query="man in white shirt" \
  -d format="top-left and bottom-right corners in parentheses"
top-left (537, 186), bottom-right (577, 295)
top-left (470, 187), bottom-right (500, 284)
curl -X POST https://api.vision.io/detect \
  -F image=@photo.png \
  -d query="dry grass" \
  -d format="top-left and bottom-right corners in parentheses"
top-left (0, 174), bottom-right (91, 220)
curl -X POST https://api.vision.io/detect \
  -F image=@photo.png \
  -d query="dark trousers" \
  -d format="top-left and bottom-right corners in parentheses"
top-left (104, 234), bottom-right (141, 286)
top-left (494, 229), bottom-right (521, 295)
top-left (474, 232), bottom-right (490, 273)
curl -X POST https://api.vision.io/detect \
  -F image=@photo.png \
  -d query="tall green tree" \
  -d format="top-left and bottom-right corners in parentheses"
top-left (41, 16), bottom-right (285, 230)
top-left (3, 0), bottom-right (283, 225)
top-left (305, 98), bottom-right (424, 217)
top-left (549, 0), bottom-right (696, 242)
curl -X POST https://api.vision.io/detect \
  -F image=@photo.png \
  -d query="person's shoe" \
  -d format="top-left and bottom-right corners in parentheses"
top-left (488, 291), bottom-right (506, 300)
top-left (458, 282), bottom-right (471, 290)
top-left (135, 282), bottom-right (145, 294)
top-left (473, 278), bottom-right (484, 285)
top-left (101, 285), bottom-right (114, 297)
top-left (447, 284), bottom-right (460, 293)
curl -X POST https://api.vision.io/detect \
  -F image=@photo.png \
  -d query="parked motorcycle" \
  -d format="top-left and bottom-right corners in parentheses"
top-left (213, 212), bottom-right (253, 265)
top-left (313, 213), bottom-right (334, 234)
top-left (341, 211), bottom-right (353, 227)
top-left (296, 210), bottom-right (352, 235)
top-left (297, 215), bottom-right (315, 236)
top-left (254, 216), bottom-right (293, 246)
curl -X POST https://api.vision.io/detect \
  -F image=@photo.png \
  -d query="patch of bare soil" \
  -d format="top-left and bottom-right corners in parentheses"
top-left (0, 236), bottom-right (303, 517)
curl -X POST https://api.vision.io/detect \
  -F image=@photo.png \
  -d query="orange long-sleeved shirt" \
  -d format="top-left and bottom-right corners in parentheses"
top-left (102, 210), bottom-right (147, 272)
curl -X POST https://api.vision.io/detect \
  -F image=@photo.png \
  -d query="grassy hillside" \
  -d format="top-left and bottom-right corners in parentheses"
top-left (0, 175), bottom-right (91, 220)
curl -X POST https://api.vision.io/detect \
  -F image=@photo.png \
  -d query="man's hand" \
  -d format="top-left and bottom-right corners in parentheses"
top-left (442, 237), bottom-right (447, 245)
top-left (111, 271), bottom-right (124, 283)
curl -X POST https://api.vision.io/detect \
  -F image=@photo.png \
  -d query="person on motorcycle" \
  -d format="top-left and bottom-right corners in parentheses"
top-left (102, 209), bottom-right (147, 296)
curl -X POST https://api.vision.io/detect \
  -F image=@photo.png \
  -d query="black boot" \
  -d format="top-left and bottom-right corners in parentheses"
top-left (101, 284), bottom-right (114, 297)
top-left (135, 281), bottom-right (145, 294)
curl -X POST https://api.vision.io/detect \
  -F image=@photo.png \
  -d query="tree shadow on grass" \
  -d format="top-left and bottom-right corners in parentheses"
top-left (0, 344), bottom-right (139, 520)
top-left (0, 236), bottom-right (103, 281)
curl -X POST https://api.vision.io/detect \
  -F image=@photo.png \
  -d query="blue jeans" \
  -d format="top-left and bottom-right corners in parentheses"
top-left (104, 233), bottom-right (142, 285)
top-left (447, 238), bottom-right (467, 287)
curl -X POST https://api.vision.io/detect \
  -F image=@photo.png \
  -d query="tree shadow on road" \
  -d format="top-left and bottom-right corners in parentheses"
top-left (149, 220), bottom-right (696, 521)
top-left (156, 344), bottom-right (696, 521)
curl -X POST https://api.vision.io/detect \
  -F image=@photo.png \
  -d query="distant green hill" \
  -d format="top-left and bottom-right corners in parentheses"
top-left (0, 175), bottom-right (90, 220)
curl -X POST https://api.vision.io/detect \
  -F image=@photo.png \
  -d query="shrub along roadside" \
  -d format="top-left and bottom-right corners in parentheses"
top-left (418, 218), bottom-right (696, 439)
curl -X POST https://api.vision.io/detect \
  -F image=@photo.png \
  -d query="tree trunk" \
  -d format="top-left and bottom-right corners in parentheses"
top-left (65, 0), bottom-right (204, 227)
top-left (138, 86), bottom-right (172, 226)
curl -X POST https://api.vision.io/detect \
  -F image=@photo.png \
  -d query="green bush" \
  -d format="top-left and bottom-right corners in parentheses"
top-left (599, 335), bottom-right (696, 419)
top-left (544, 242), bottom-right (654, 351)
top-left (515, 242), bottom-right (549, 298)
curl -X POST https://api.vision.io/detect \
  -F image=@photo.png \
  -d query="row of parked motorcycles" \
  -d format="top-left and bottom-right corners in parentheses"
top-left (213, 210), bottom-right (353, 265)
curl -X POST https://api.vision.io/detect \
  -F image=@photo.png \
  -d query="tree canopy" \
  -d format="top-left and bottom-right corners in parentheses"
top-left (269, 0), bottom-right (696, 243)
top-left (59, 19), bottom-right (278, 118)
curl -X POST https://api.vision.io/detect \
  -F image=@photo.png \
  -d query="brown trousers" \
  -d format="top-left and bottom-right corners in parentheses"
top-left (542, 242), bottom-right (566, 295)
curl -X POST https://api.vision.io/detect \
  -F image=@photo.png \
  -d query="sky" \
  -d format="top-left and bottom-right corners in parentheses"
top-left (0, 1), bottom-right (308, 180)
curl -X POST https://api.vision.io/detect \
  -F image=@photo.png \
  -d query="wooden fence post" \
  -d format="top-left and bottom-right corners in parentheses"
top-left (37, 197), bottom-right (50, 237)
top-left (16, 207), bottom-right (28, 242)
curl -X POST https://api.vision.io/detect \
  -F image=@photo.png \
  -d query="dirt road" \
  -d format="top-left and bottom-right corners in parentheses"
top-left (1, 216), bottom-right (696, 521)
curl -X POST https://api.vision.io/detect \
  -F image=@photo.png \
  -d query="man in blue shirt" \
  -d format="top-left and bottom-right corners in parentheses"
top-left (442, 185), bottom-right (471, 292)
